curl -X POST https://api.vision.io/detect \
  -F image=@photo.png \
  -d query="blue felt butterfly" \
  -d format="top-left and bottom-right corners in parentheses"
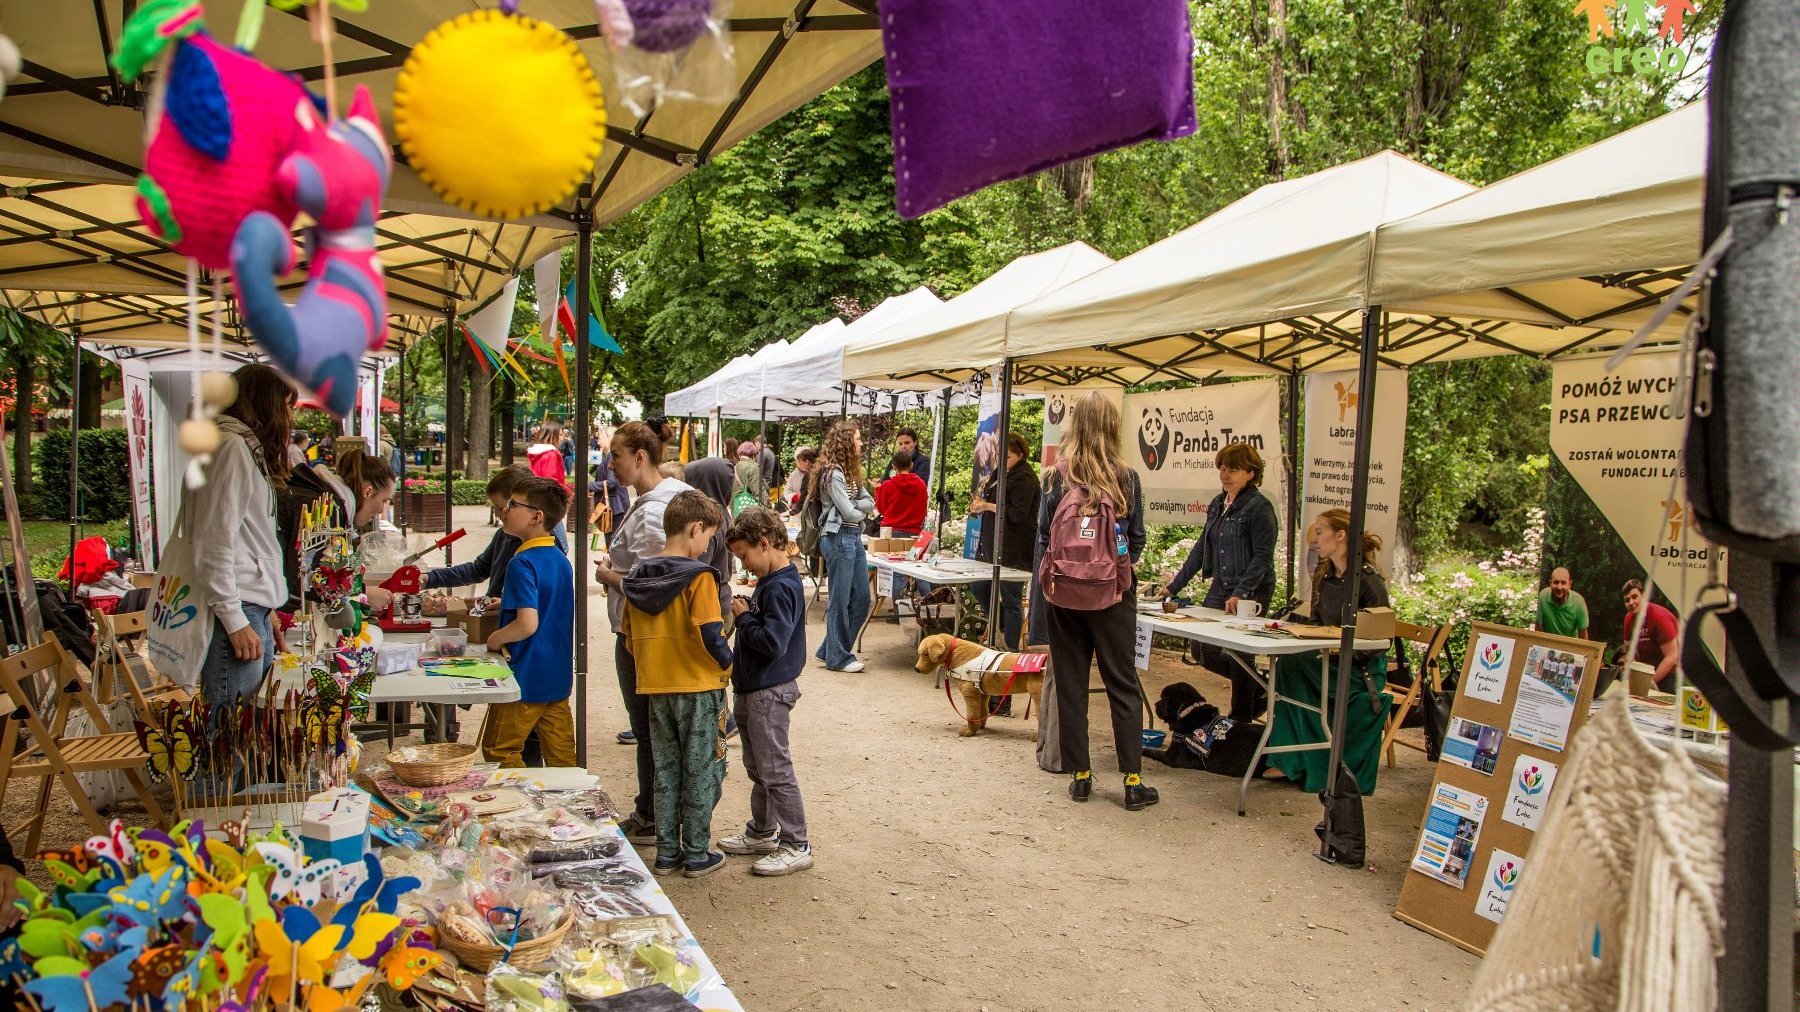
top-left (25, 948), bottom-right (139, 1012)
top-left (331, 852), bottom-right (419, 928)
top-left (107, 865), bottom-right (188, 927)
top-left (161, 941), bottom-right (209, 1009)
top-left (0, 935), bottom-right (27, 979)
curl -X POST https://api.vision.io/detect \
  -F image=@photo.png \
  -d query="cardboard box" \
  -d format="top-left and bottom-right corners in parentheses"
top-left (451, 609), bottom-right (501, 643)
top-left (1356, 606), bottom-right (1396, 641)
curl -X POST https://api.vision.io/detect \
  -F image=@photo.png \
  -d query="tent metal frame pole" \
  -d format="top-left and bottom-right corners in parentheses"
top-left (985, 361), bottom-right (1013, 648)
top-left (758, 397), bottom-right (767, 446)
top-left (573, 182), bottom-right (595, 767)
top-left (1320, 307), bottom-right (1382, 861)
top-left (397, 338), bottom-right (409, 532)
top-left (441, 264), bottom-right (455, 562)
top-left (66, 326), bottom-right (80, 591)
top-left (1285, 366), bottom-right (1300, 604)
top-left (933, 386), bottom-right (951, 546)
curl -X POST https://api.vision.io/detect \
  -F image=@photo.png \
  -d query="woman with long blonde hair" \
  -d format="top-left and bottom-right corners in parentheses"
top-left (1263, 507), bottom-right (1392, 794)
top-left (811, 420), bottom-right (874, 671)
top-left (1037, 391), bottom-right (1157, 811)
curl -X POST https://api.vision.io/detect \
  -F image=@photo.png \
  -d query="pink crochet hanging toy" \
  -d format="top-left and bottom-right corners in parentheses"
top-left (115, 0), bottom-right (392, 417)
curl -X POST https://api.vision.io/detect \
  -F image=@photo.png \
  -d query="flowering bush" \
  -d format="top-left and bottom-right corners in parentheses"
top-left (402, 477), bottom-right (444, 494)
top-left (1392, 508), bottom-right (1544, 676)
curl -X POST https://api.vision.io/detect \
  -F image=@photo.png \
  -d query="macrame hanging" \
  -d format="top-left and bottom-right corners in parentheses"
top-left (1465, 694), bottom-right (1726, 1012)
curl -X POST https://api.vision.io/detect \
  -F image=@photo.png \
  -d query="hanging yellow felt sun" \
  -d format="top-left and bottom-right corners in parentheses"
top-left (393, 9), bottom-right (605, 220)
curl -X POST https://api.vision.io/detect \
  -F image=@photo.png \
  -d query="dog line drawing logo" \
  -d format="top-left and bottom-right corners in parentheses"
top-left (1491, 860), bottom-right (1521, 892)
top-left (1659, 499), bottom-right (1684, 542)
top-left (1137, 407), bottom-right (1170, 472)
top-left (1517, 765), bottom-right (1545, 795)
top-left (1333, 380), bottom-right (1358, 423)
top-left (150, 576), bottom-right (197, 631)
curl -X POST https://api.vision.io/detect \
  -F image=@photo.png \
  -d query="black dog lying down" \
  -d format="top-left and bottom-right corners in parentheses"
top-left (1149, 682), bottom-right (1264, 777)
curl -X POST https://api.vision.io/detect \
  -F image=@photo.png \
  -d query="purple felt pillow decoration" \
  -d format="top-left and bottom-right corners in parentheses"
top-left (879, 0), bottom-right (1197, 219)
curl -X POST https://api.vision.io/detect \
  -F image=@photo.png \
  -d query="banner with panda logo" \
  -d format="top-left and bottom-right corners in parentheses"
top-left (1301, 367), bottom-right (1407, 578)
top-left (1120, 380), bottom-right (1284, 527)
top-left (1040, 387), bottom-right (1124, 470)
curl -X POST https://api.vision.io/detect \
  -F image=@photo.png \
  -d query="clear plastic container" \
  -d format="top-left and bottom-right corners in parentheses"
top-left (428, 628), bottom-right (469, 657)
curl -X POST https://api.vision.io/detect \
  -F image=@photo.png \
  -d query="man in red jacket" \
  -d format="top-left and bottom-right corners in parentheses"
top-left (874, 451), bottom-right (929, 536)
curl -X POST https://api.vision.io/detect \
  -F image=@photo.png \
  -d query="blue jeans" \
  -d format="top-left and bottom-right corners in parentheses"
top-left (199, 604), bottom-right (274, 705)
top-left (818, 529), bottom-right (869, 668)
top-left (973, 580), bottom-right (1024, 650)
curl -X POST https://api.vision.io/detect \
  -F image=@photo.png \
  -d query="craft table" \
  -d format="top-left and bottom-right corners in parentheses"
top-left (603, 819), bottom-right (746, 1011)
top-left (1621, 696), bottom-right (1800, 854)
top-left (1133, 602), bottom-right (1388, 816)
top-left (367, 629), bottom-right (519, 743)
top-left (859, 554), bottom-right (1032, 650)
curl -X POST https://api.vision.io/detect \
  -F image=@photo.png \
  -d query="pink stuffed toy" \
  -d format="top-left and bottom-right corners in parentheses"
top-left (230, 86), bottom-right (392, 418)
top-left (115, 0), bottom-right (312, 271)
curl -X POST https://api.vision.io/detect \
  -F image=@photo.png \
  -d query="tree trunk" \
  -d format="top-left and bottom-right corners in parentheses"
top-left (466, 349), bottom-right (491, 480)
top-left (444, 329), bottom-right (465, 476)
top-left (1266, 0), bottom-right (1291, 177)
top-left (78, 354), bottom-right (101, 430)
top-left (11, 345), bottom-right (30, 500)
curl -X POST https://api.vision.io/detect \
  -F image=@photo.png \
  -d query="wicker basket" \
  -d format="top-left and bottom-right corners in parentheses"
top-left (384, 742), bottom-right (478, 788)
top-left (440, 910), bottom-right (573, 972)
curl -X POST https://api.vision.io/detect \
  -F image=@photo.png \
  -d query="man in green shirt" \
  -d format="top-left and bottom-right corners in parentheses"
top-left (1535, 567), bottom-right (1589, 639)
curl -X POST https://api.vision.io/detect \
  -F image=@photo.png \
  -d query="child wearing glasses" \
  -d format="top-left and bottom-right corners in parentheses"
top-left (481, 475), bottom-right (578, 767)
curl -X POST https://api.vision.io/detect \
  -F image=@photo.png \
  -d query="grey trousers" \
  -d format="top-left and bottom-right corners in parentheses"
top-left (736, 680), bottom-right (809, 846)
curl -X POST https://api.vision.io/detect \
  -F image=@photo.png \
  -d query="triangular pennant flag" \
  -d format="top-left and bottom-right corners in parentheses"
top-left (466, 277), bottom-right (519, 353)
top-left (564, 279), bottom-right (623, 353)
top-left (532, 250), bottom-right (561, 336)
top-left (459, 324), bottom-right (494, 376)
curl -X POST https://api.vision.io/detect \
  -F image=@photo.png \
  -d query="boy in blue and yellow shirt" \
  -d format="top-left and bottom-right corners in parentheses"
top-left (622, 490), bottom-right (733, 878)
top-left (482, 475), bottom-right (576, 768)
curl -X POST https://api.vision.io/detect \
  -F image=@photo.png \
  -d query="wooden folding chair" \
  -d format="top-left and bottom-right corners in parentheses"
top-left (0, 638), bottom-right (166, 855)
top-left (93, 610), bottom-right (192, 715)
top-left (1380, 621), bottom-right (1452, 767)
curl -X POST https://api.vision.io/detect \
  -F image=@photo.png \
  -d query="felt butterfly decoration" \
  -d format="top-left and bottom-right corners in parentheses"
top-left (85, 821), bottom-right (136, 866)
top-left (220, 813), bottom-right (251, 852)
top-left (71, 909), bottom-right (126, 953)
top-left (254, 909), bottom-right (345, 993)
top-left (107, 865), bottom-right (188, 927)
top-left (218, 965), bottom-right (268, 1012)
top-left (135, 713), bottom-right (197, 781)
top-left (25, 948), bottom-right (139, 1012)
top-left (334, 853), bottom-right (419, 923)
top-left (35, 847), bottom-right (98, 877)
top-left (0, 935), bottom-right (26, 983)
top-left (252, 842), bottom-right (341, 907)
top-left (129, 943), bottom-right (187, 1004)
top-left (132, 829), bottom-right (184, 876)
top-left (378, 941), bottom-right (443, 990)
top-left (40, 857), bottom-right (100, 894)
top-left (13, 878), bottom-right (50, 918)
top-left (160, 943), bottom-right (209, 1010)
top-left (195, 893), bottom-right (253, 987)
top-left (303, 970), bottom-right (378, 1012)
top-left (18, 915), bottom-right (83, 959)
top-left (243, 866), bottom-right (278, 928)
top-left (341, 911), bottom-right (400, 960)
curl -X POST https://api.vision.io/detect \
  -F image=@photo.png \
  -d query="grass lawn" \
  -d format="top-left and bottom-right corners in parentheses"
top-left (0, 518), bottom-right (131, 580)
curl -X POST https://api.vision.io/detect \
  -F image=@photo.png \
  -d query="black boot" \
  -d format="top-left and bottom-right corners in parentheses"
top-left (1124, 781), bottom-right (1160, 811)
top-left (989, 695), bottom-right (1013, 718)
top-left (1069, 775), bottom-right (1093, 802)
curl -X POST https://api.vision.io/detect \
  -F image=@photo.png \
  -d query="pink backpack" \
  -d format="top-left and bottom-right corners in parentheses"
top-left (1038, 467), bottom-right (1133, 611)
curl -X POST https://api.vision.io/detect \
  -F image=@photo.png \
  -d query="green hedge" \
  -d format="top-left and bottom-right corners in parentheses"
top-left (402, 476), bottom-right (490, 506)
top-left (32, 428), bottom-right (131, 523)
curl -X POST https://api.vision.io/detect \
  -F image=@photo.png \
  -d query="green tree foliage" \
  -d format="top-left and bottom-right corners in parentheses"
top-left (589, 0), bottom-right (1707, 568)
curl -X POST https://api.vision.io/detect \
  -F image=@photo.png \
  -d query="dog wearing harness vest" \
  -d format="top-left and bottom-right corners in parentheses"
top-left (916, 633), bottom-right (1046, 740)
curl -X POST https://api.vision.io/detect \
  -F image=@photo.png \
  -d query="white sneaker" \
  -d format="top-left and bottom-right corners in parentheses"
top-left (832, 660), bottom-right (866, 673)
top-left (718, 830), bottom-right (779, 856)
top-left (751, 843), bottom-right (814, 877)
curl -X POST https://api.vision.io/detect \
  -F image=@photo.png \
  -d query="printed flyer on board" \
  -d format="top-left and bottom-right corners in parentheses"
top-left (1411, 783), bottom-right (1488, 888)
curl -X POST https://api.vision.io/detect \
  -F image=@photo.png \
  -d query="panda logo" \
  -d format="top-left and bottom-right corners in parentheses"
top-left (1046, 394), bottom-right (1067, 426)
top-left (1138, 407), bottom-right (1170, 471)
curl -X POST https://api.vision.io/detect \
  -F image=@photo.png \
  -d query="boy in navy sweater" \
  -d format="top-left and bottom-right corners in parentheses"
top-left (718, 507), bottom-right (813, 876)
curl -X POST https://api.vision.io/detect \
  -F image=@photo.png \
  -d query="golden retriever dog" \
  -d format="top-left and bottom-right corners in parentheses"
top-left (915, 633), bottom-right (1046, 740)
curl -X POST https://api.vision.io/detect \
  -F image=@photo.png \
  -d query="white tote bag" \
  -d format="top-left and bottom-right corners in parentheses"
top-left (143, 506), bottom-right (213, 693)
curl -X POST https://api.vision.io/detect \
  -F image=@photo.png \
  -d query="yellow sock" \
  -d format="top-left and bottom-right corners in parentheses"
top-left (1124, 773), bottom-right (1142, 787)
top-left (1073, 770), bottom-right (1091, 781)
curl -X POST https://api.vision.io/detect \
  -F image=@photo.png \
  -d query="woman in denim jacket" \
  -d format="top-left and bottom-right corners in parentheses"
top-left (810, 421), bottom-right (875, 672)
top-left (1159, 442), bottom-right (1279, 722)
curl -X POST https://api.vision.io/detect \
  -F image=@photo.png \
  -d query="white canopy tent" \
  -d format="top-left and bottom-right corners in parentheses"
top-left (840, 241), bottom-right (1115, 390)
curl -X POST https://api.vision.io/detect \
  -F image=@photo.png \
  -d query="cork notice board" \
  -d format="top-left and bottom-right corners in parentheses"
top-left (1392, 621), bottom-right (1605, 956)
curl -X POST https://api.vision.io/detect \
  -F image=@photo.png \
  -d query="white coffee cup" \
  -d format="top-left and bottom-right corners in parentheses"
top-left (1232, 600), bottom-right (1262, 619)
top-left (880, 526), bottom-right (894, 539)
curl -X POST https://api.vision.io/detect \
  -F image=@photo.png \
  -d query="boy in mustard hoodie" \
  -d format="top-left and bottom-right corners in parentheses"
top-left (622, 491), bottom-right (734, 878)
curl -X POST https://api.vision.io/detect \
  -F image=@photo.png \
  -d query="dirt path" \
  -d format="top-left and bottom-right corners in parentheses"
top-left (7, 507), bottom-right (1478, 1011)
